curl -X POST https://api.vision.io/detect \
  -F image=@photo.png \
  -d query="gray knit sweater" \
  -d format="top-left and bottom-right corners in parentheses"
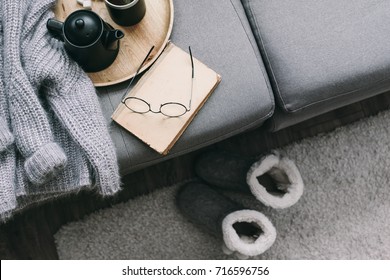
top-left (0, 0), bottom-right (121, 221)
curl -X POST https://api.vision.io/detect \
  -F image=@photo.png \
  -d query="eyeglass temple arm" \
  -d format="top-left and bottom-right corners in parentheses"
top-left (188, 46), bottom-right (194, 111)
top-left (121, 46), bottom-right (155, 102)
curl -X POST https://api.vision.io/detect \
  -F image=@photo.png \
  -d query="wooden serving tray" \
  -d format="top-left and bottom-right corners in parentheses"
top-left (55, 0), bottom-right (174, 87)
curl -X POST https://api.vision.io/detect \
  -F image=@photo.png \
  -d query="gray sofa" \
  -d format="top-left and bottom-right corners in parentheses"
top-left (98, 0), bottom-right (390, 177)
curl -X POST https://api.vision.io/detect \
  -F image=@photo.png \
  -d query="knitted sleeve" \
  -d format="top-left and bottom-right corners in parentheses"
top-left (0, 19), bottom-right (17, 219)
top-left (22, 1), bottom-right (121, 195)
top-left (0, 117), bottom-right (13, 152)
top-left (0, 85), bottom-right (14, 152)
top-left (0, 8), bottom-right (14, 152)
top-left (1, 0), bottom-right (67, 185)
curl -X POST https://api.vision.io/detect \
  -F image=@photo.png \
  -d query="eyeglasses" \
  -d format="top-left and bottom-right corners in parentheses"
top-left (121, 45), bottom-right (194, 118)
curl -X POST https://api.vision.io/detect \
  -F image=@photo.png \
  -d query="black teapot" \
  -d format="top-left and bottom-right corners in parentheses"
top-left (47, 10), bottom-right (124, 72)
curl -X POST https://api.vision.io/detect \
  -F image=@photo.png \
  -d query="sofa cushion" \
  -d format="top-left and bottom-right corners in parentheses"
top-left (242, 0), bottom-right (390, 113)
top-left (98, 0), bottom-right (274, 176)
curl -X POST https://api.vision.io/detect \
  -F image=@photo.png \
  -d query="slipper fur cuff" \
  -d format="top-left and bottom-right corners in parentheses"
top-left (247, 152), bottom-right (304, 209)
top-left (222, 209), bottom-right (276, 258)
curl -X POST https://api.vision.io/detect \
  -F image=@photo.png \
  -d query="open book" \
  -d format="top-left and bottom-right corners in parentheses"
top-left (112, 42), bottom-right (221, 155)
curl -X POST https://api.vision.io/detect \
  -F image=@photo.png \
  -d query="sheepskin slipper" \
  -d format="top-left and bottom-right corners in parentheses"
top-left (196, 150), bottom-right (304, 209)
top-left (176, 182), bottom-right (276, 259)
top-left (247, 152), bottom-right (304, 209)
top-left (195, 150), bottom-right (260, 193)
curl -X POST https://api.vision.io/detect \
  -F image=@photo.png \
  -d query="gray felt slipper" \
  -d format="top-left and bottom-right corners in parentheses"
top-left (195, 150), bottom-right (304, 209)
top-left (176, 182), bottom-right (276, 259)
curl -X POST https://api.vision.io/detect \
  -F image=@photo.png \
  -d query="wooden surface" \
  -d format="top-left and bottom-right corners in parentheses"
top-left (55, 0), bottom-right (174, 87)
top-left (112, 43), bottom-right (221, 154)
top-left (1, 90), bottom-right (390, 259)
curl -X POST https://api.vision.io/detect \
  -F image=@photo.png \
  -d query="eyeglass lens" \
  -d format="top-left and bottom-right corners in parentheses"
top-left (160, 103), bottom-right (188, 117)
top-left (124, 97), bottom-right (150, 114)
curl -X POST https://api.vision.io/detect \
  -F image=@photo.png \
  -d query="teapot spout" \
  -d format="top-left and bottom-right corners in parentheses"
top-left (47, 18), bottom-right (65, 41)
top-left (104, 29), bottom-right (125, 50)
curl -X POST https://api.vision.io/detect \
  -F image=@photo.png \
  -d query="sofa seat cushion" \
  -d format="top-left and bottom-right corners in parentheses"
top-left (98, 0), bottom-right (274, 176)
top-left (242, 0), bottom-right (390, 113)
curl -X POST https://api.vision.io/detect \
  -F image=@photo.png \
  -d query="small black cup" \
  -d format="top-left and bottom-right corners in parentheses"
top-left (105, 0), bottom-right (146, 26)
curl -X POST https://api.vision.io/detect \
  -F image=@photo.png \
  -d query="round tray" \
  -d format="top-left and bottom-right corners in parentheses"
top-left (55, 0), bottom-right (174, 87)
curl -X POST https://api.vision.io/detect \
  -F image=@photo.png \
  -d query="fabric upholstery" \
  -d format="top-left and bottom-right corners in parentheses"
top-left (100, 0), bottom-right (275, 175)
top-left (267, 89), bottom-right (390, 132)
top-left (242, 0), bottom-right (390, 113)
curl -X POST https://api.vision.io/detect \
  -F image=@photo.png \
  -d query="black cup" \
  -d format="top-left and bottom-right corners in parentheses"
top-left (105, 0), bottom-right (146, 26)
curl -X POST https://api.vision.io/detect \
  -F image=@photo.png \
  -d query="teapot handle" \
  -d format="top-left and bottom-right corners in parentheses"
top-left (47, 18), bottom-right (65, 41)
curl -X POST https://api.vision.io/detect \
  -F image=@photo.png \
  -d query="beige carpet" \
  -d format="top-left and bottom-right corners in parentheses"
top-left (55, 111), bottom-right (390, 259)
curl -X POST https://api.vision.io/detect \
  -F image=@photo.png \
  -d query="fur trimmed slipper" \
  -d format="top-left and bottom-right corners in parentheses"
top-left (247, 152), bottom-right (304, 209)
top-left (195, 150), bottom-right (259, 193)
top-left (176, 182), bottom-right (276, 259)
top-left (195, 150), bottom-right (304, 209)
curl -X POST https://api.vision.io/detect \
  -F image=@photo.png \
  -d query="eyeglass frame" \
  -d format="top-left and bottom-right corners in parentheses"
top-left (121, 45), bottom-right (195, 118)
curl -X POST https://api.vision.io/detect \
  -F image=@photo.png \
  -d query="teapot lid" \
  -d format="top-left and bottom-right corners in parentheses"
top-left (64, 10), bottom-right (102, 46)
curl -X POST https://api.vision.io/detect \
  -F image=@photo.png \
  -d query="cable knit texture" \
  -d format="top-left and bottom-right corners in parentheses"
top-left (0, 0), bottom-right (121, 221)
top-left (0, 117), bottom-right (13, 152)
top-left (2, 0), bottom-right (68, 184)
top-left (0, 23), bottom-right (13, 153)
top-left (0, 21), bottom-right (17, 215)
